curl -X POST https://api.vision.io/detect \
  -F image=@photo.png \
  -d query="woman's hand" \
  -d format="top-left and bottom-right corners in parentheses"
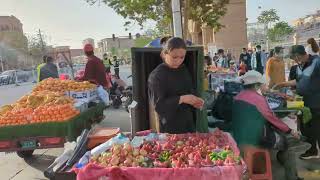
top-left (179, 95), bottom-right (204, 109)
top-left (290, 129), bottom-right (300, 139)
top-left (273, 80), bottom-right (297, 90)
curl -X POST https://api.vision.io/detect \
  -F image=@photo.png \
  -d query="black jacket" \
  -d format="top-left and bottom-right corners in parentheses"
top-left (39, 62), bottom-right (59, 81)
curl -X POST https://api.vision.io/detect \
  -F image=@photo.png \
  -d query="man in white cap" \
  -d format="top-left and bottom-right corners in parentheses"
top-left (232, 70), bottom-right (302, 180)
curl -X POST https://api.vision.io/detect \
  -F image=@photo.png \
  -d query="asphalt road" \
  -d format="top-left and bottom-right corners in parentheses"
top-left (0, 66), bottom-right (132, 180)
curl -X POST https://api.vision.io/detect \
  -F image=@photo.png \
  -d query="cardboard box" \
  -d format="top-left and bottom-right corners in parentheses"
top-left (69, 88), bottom-right (97, 103)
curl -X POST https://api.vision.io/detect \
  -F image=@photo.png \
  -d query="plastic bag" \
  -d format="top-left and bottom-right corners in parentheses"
top-left (97, 85), bottom-right (110, 106)
top-left (90, 133), bottom-right (129, 157)
top-left (76, 151), bottom-right (91, 168)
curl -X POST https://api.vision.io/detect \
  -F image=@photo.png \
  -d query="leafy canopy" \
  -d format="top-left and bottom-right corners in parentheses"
top-left (86, 0), bottom-right (229, 34)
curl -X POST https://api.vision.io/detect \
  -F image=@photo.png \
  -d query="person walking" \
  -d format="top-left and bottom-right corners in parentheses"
top-left (113, 56), bottom-right (120, 78)
top-left (37, 56), bottom-right (47, 82)
top-left (39, 56), bottom-right (59, 81)
top-left (239, 48), bottom-right (251, 70)
top-left (103, 53), bottom-right (113, 73)
top-left (251, 45), bottom-right (267, 74)
top-left (216, 49), bottom-right (228, 68)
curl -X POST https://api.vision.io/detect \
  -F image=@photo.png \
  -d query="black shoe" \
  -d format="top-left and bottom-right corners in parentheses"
top-left (299, 150), bottom-right (319, 160)
top-left (296, 177), bottom-right (304, 180)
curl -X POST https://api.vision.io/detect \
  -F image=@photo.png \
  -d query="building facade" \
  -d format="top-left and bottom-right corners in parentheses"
top-left (188, 0), bottom-right (247, 59)
top-left (293, 10), bottom-right (320, 44)
top-left (0, 16), bottom-right (28, 70)
top-left (0, 16), bottom-right (28, 50)
top-left (98, 37), bottom-right (134, 56)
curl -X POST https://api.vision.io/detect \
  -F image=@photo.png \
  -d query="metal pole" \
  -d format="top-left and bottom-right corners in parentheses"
top-left (38, 29), bottom-right (45, 55)
top-left (0, 56), bottom-right (3, 72)
top-left (172, 0), bottom-right (183, 38)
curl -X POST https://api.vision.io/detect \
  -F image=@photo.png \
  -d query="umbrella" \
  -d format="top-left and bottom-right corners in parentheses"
top-left (145, 38), bottom-right (192, 47)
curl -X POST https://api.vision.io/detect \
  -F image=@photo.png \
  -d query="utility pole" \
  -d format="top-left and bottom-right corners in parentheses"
top-left (0, 47), bottom-right (4, 72)
top-left (38, 29), bottom-right (45, 55)
top-left (172, 0), bottom-right (183, 38)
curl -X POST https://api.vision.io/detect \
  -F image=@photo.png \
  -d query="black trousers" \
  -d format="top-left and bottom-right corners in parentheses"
top-left (255, 66), bottom-right (264, 75)
top-left (301, 111), bottom-right (320, 153)
top-left (114, 68), bottom-right (119, 78)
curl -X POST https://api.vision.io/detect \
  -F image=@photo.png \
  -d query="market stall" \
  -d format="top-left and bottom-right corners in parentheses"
top-left (44, 46), bottom-right (248, 180)
top-left (0, 78), bottom-right (105, 157)
top-left (47, 129), bottom-right (247, 180)
top-left (265, 89), bottom-right (310, 133)
top-left (207, 66), bottom-right (237, 91)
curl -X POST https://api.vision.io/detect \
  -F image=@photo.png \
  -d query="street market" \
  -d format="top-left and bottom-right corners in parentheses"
top-left (1, 0), bottom-right (320, 180)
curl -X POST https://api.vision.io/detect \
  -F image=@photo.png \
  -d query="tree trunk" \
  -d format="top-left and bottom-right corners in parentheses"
top-left (183, 0), bottom-right (190, 40)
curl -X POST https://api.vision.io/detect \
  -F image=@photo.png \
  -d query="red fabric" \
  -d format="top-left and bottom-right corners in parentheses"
top-left (79, 56), bottom-right (107, 87)
top-left (84, 44), bottom-right (94, 52)
top-left (238, 64), bottom-right (247, 74)
top-left (234, 90), bottom-right (290, 133)
top-left (105, 73), bottom-right (113, 89)
top-left (75, 164), bottom-right (244, 180)
top-left (60, 74), bottom-right (69, 80)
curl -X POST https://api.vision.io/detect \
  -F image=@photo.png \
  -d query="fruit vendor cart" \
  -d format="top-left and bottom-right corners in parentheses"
top-left (45, 129), bottom-right (247, 180)
top-left (0, 102), bottom-right (105, 158)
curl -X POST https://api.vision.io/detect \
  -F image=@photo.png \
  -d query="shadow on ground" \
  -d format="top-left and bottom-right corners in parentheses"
top-left (23, 154), bottom-right (56, 172)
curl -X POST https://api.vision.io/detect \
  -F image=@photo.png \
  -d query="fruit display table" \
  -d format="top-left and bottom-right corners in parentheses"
top-left (74, 130), bottom-right (246, 180)
top-left (0, 103), bottom-right (105, 156)
top-left (0, 103), bottom-right (105, 141)
top-left (208, 72), bottom-right (237, 91)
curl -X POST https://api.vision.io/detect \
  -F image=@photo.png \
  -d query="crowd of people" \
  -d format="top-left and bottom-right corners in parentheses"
top-left (204, 38), bottom-right (320, 180)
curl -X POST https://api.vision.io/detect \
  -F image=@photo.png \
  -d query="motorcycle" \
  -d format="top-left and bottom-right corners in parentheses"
top-left (108, 75), bottom-right (132, 110)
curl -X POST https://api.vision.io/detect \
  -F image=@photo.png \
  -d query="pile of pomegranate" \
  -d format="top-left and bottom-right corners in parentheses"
top-left (91, 130), bottom-right (242, 168)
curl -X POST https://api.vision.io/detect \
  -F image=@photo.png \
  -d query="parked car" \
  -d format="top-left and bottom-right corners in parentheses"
top-left (0, 70), bottom-right (30, 85)
top-left (0, 70), bottom-right (16, 85)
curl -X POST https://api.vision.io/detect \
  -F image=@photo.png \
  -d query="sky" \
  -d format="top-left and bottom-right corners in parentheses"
top-left (0, 0), bottom-right (319, 49)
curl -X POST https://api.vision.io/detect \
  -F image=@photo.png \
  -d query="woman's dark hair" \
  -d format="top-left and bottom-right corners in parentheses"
top-left (268, 49), bottom-right (274, 59)
top-left (160, 36), bottom-right (172, 46)
top-left (46, 56), bottom-right (54, 63)
top-left (307, 38), bottom-right (320, 53)
top-left (162, 37), bottom-right (187, 54)
top-left (217, 49), bottom-right (224, 54)
top-left (204, 55), bottom-right (212, 66)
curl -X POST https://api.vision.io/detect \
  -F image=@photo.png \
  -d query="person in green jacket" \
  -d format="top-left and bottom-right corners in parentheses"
top-left (232, 70), bottom-right (302, 180)
top-left (103, 53), bottom-right (112, 73)
top-left (37, 56), bottom-right (47, 82)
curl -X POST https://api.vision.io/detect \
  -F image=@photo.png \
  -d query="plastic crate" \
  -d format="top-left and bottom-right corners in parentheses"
top-left (87, 127), bottom-right (120, 149)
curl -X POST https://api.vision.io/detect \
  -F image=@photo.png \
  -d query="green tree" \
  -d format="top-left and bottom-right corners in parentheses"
top-left (86, 0), bottom-right (229, 38)
top-left (257, 9), bottom-right (280, 29)
top-left (27, 32), bottom-right (49, 67)
top-left (267, 21), bottom-right (294, 42)
top-left (27, 34), bottom-right (44, 64)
